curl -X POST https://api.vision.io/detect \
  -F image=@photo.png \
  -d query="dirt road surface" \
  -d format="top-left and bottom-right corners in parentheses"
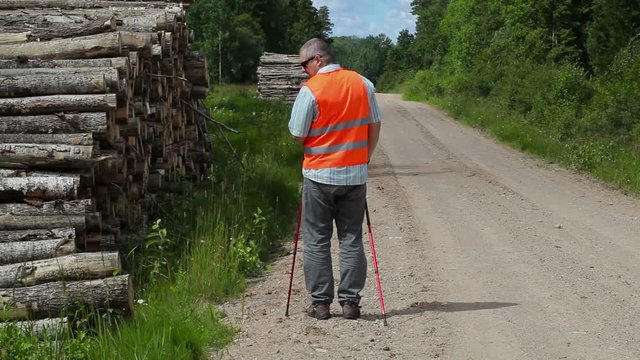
top-left (216, 94), bottom-right (640, 359)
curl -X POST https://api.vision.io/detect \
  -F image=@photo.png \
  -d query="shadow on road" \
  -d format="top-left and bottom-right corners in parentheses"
top-left (361, 301), bottom-right (519, 321)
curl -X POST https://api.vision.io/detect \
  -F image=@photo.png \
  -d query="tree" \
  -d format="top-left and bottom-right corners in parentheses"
top-left (318, 6), bottom-right (334, 39)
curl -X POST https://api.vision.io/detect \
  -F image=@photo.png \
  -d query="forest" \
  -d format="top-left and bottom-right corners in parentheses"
top-left (190, 0), bottom-right (640, 186)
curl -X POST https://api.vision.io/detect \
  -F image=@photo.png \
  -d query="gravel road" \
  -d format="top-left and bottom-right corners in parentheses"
top-left (216, 93), bottom-right (640, 360)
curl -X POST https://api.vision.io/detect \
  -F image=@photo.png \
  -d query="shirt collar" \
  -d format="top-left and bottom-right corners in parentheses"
top-left (318, 64), bottom-right (342, 74)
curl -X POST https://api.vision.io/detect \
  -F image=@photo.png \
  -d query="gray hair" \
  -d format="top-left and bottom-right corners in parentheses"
top-left (300, 38), bottom-right (334, 64)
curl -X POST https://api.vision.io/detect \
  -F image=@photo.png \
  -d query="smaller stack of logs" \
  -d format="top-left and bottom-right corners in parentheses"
top-left (257, 52), bottom-right (307, 103)
top-left (0, 0), bottom-right (212, 331)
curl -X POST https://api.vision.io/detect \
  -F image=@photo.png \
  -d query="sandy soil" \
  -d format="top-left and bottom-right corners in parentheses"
top-left (214, 94), bottom-right (640, 360)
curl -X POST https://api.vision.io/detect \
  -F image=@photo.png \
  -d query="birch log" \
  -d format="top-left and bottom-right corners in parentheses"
top-left (0, 68), bottom-right (120, 94)
top-left (0, 143), bottom-right (94, 169)
top-left (0, 251), bottom-right (120, 287)
top-left (0, 214), bottom-right (87, 231)
top-left (0, 58), bottom-right (129, 77)
top-left (0, 134), bottom-right (94, 146)
top-left (0, 17), bottom-right (117, 42)
top-left (0, 274), bottom-right (133, 320)
top-left (0, 176), bottom-right (80, 201)
top-left (0, 113), bottom-right (107, 134)
top-left (0, 317), bottom-right (69, 338)
top-left (0, 31), bottom-right (121, 60)
top-left (0, 94), bottom-right (117, 115)
top-left (0, 228), bottom-right (75, 243)
top-left (0, 238), bottom-right (75, 265)
top-left (0, 199), bottom-right (94, 216)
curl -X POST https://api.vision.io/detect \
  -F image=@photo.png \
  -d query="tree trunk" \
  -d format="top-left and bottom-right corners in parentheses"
top-left (0, 317), bottom-right (69, 338)
top-left (0, 251), bottom-right (119, 287)
top-left (0, 68), bottom-right (121, 94)
top-left (0, 32), bottom-right (28, 45)
top-left (0, 143), bottom-right (94, 169)
top-left (0, 31), bottom-right (121, 60)
top-left (0, 274), bottom-right (133, 320)
top-left (0, 133), bottom-right (93, 146)
top-left (0, 73), bottom-right (107, 97)
top-left (0, 214), bottom-right (87, 231)
top-left (0, 199), bottom-right (94, 216)
top-left (0, 17), bottom-right (116, 42)
top-left (0, 57), bottom-right (129, 77)
top-left (0, 227), bottom-right (75, 243)
top-left (0, 176), bottom-right (80, 201)
top-left (0, 94), bottom-right (117, 115)
top-left (0, 113), bottom-right (107, 134)
top-left (0, 237), bottom-right (75, 265)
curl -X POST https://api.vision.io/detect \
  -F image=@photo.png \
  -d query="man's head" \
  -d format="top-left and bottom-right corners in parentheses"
top-left (299, 38), bottom-right (334, 77)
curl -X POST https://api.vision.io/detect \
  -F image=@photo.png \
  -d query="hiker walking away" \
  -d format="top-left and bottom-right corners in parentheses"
top-left (288, 38), bottom-right (382, 320)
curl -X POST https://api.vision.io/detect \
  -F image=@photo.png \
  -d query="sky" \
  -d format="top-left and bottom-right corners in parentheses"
top-left (313, 0), bottom-right (416, 41)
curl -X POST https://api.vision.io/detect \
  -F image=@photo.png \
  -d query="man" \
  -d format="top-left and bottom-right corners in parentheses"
top-left (288, 38), bottom-right (382, 320)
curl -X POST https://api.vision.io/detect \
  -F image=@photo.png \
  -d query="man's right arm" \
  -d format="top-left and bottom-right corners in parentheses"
top-left (288, 87), bottom-right (317, 144)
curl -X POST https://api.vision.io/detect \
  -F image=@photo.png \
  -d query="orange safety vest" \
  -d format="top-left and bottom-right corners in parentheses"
top-left (303, 68), bottom-right (370, 170)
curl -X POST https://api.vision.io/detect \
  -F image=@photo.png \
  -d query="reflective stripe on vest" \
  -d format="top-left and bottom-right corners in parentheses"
top-left (303, 69), bottom-right (370, 169)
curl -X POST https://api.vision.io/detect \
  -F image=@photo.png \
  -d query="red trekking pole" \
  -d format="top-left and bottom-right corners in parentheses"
top-left (285, 201), bottom-right (302, 317)
top-left (365, 201), bottom-right (388, 326)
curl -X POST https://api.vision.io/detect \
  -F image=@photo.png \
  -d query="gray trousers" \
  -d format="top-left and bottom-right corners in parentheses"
top-left (302, 177), bottom-right (367, 305)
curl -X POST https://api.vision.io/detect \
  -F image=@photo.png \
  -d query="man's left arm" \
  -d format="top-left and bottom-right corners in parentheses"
top-left (362, 77), bottom-right (382, 161)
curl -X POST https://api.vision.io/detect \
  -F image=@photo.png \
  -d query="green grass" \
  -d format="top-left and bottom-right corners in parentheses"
top-left (405, 91), bottom-right (640, 195)
top-left (0, 85), bottom-right (301, 359)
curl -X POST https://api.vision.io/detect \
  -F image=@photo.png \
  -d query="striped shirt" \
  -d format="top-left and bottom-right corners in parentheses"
top-left (288, 64), bottom-right (382, 185)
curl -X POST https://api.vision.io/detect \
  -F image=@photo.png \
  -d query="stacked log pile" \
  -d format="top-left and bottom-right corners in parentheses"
top-left (257, 52), bottom-right (306, 103)
top-left (0, 0), bottom-right (211, 326)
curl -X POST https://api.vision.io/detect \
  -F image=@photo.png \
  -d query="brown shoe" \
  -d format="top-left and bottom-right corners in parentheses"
top-left (307, 303), bottom-right (331, 320)
top-left (341, 301), bottom-right (360, 320)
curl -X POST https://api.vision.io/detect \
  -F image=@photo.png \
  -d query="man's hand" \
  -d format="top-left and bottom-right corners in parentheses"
top-left (292, 135), bottom-right (305, 144)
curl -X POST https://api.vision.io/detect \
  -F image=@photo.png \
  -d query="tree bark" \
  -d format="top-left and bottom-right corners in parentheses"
top-left (0, 228), bottom-right (75, 243)
top-left (0, 237), bottom-right (75, 265)
top-left (0, 57), bottom-right (129, 78)
top-left (0, 74), bottom-right (107, 97)
top-left (0, 176), bottom-right (80, 201)
top-left (0, 274), bottom-right (133, 320)
top-left (0, 199), bottom-right (94, 216)
top-left (0, 17), bottom-right (116, 42)
top-left (0, 94), bottom-right (117, 115)
top-left (0, 68), bottom-right (120, 94)
top-left (0, 143), bottom-right (94, 169)
top-left (0, 113), bottom-right (107, 135)
top-left (0, 317), bottom-right (69, 338)
top-left (0, 251), bottom-right (119, 287)
top-left (0, 133), bottom-right (93, 146)
top-left (0, 214), bottom-right (87, 231)
top-left (0, 31), bottom-right (121, 60)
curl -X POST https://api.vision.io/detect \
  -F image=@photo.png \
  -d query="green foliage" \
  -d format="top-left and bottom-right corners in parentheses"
top-left (188, 0), bottom-right (332, 83)
top-left (0, 324), bottom-right (90, 360)
top-left (332, 34), bottom-right (393, 84)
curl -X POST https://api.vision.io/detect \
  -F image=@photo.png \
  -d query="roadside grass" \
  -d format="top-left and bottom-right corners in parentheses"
top-left (405, 92), bottom-right (640, 196)
top-left (0, 85), bottom-right (299, 359)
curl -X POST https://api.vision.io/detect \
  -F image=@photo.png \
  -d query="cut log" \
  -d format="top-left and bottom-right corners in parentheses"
top-left (0, 94), bottom-right (117, 115)
top-left (0, 32), bottom-right (29, 45)
top-left (0, 251), bottom-right (120, 287)
top-left (0, 73), bottom-right (107, 97)
top-left (0, 317), bottom-right (69, 338)
top-left (0, 199), bottom-right (94, 216)
top-left (0, 32), bottom-right (121, 60)
top-left (0, 237), bottom-right (75, 265)
top-left (0, 228), bottom-right (75, 243)
top-left (0, 113), bottom-right (107, 135)
top-left (0, 274), bottom-right (133, 320)
top-left (0, 68), bottom-right (121, 94)
top-left (0, 176), bottom-right (80, 201)
top-left (0, 143), bottom-right (94, 169)
top-left (0, 17), bottom-right (117, 42)
top-left (0, 133), bottom-right (93, 146)
top-left (0, 58), bottom-right (129, 77)
top-left (0, 214), bottom-right (86, 231)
